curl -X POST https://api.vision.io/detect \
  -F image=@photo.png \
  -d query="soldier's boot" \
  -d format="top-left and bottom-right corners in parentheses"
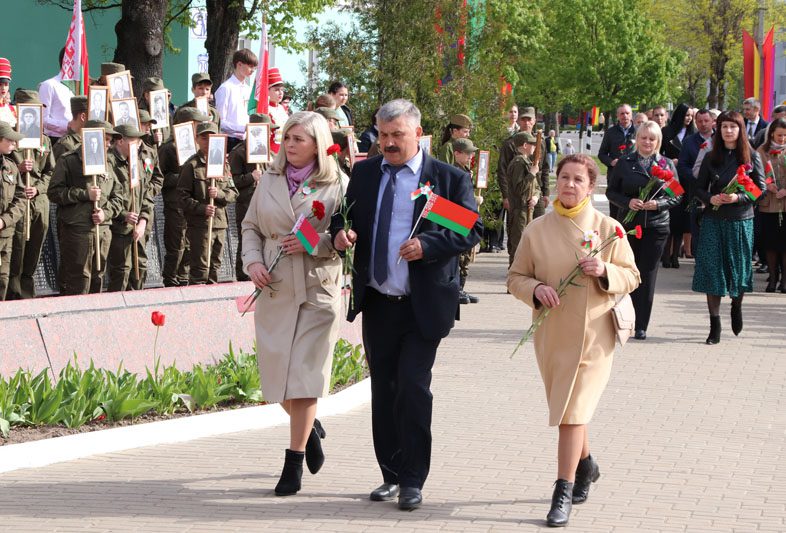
top-left (460, 274), bottom-right (479, 304)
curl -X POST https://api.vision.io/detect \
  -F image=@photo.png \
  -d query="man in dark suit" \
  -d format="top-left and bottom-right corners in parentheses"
top-left (598, 103), bottom-right (635, 219)
top-left (331, 99), bottom-right (481, 511)
top-left (743, 97), bottom-right (768, 147)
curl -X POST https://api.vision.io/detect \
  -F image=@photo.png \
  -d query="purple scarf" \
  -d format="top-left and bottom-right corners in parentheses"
top-left (285, 161), bottom-right (316, 197)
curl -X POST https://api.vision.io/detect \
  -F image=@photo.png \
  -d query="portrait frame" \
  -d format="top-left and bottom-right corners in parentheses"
top-left (110, 98), bottom-right (140, 129)
top-left (245, 123), bottom-right (271, 164)
top-left (128, 140), bottom-right (140, 189)
top-left (419, 135), bottom-right (432, 156)
top-left (475, 150), bottom-right (490, 189)
top-left (207, 134), bottom-right (228, 178)
top-left (81, 128), bottom-right (107, 176)
top-left (16, 103), bottom-right (43, 150)
top-left (106, 70), bottom-right (134, 101)
top-left (88, 85), bottom-right (108, 121)
top-left (346, 130), bottom-right (357, 170)
top-left (149, 89), bottom-right (169, 130)
top-left (195, 96), bottom-right (209, 116)
top-left (173, 121), bottom-right (197, 166)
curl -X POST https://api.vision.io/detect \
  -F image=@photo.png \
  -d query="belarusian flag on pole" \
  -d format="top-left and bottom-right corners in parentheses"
top-left (293, 214), bottom-right (320, 255)
top-left (60, 0), bottom-right (90, 95)
top-left (663, 178), bottom-right (685, 198)
top-left (420, 193), bottom-right (478, 237)
top-left (247, 20), bottom-right (269, 115)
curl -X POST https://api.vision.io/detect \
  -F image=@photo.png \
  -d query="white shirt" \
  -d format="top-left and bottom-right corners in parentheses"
top-left (38, 73), bottom-right (74, 138)
top-left (214, 74), bottom-right (251, 139)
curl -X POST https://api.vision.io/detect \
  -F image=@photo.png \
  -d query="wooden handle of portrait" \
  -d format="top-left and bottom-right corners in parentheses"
top-left (206, 177), bottom-right (215, 271)
top-left (532, 129), bottom-right (543, 168)
top-left (93, 176), bottom-right (101, 271)
top-left (130, 189), bottom-right (139, 281)
top-left (24, 149), bottom-right (32, 241)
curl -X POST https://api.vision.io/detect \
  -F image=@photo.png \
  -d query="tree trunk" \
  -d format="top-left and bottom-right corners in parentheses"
top-left (205, 0), bottom-right (246, 89)
top-left (114, 0), bottom-right (169, 97)
top-left (543, 111), bottom-right (559, 136)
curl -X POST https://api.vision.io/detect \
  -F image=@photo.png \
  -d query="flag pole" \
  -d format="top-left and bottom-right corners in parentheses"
top-left (93, 175), bottom-right (101, 271)
top-left (396, 198), bottom-right (431, 265)
top-left (206, 177), bottom-right (215, 275)
top-left (24, 149), bottom-right (32, 241)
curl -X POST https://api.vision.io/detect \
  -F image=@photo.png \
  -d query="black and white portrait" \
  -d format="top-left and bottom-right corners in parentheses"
top-left (246, 124), bottom-right (270, 164)
top-left (111, 99), bottom-right (139, 129)
top-left (82, 128), bottom-right (107, 175)
top-left (419, 135), bottom-right (432, 156)
top-left (16, 104), bottom-right (42, 149)
top-left (107, 71), bottom-right (133, 101)
top-left (174, 122), bottom-right (196, 165)
top-left (150, 89), bottom-right (169, 129)
top-left (88, 87), bottom-right (107, 121)
top-left (476, 150), bottom-right (490, 189)
top-left (206, 135), bottom-right (226, 178)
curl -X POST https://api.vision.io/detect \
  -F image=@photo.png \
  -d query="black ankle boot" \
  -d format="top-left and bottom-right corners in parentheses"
top-left (731, 301), bottom-right (743, 336)
top-left (305, 419), bottom-right (326, 474)
top-left (546, 479), bottom-right (574, 527)
top-left (275, 449), bottom-right (304, 496)
top-left (572, 455), bottom-right (600, 504)
top-left (706, 315), bottom-right (721, 345)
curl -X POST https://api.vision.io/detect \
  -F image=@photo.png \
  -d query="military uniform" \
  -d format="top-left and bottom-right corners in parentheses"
top-left (451, 137), bottom-right (480, 304)
top-left (0, 150), bottom-right (26, 300)
top-left (48, 123), bottom-right (125, 295)
top-left (506, 132), bottom-right (542, 266)
top-left (177, 149), bottom-right (238, 285)
top-left (178, 99), bottom-right (220, 126)
top-left (53, 128), bottom-right (81, 160)
top-left (436, 114), bottom-right (473, 166)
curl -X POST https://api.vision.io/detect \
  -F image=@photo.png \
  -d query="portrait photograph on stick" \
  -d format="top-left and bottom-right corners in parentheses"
top-left (246, 123), bottom-right (270, 164)
top-left (88, 85), bottom-right (108, 121)
top-left (419, 134), bottom-right (432, 156)
top-left (81, 127), bottom-right (107, 176)
top-left (476, 150), bottom-right (490, 189)
top-left (106, 70), bottom-right (133, 101)
top-left (206, 134), bottom-right (227, 178)
top-left (16, 103), bottom-right (43, 150)
top-left (149, 89), bottom-right (169, 129)
top-left (129, 140), bottom-right (140, 189)
top-left (111, 98), bottom-right (140, 129)
top-left (174, 121), bottom-right (197, 165)
top-left (195, 96), bottom-right (209, 116)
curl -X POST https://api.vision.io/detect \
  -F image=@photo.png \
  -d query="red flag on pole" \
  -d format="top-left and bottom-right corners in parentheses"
top-left (247, 20), bottom-right (269, 115)
top-left (60, 0), bottom-right (90, 95)
top-left (761, 27), bottom-right (775, 121)
top-left (742, 30), bottom-right (756, 99)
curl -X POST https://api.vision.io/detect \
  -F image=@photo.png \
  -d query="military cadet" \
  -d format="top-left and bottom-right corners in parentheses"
top-left (159, 107), bottom-right (210, 286)
top-left (177, 121), bottom-right (238, 284)
top-left (99, 62), bottom-right (126, 87)
top-left (7, 90), bottom-right (56, 300)
top-left (0, 123), bottom-right (26, 300)
top-left (314, 107), bottom-right (340, 131)
top-left (138, 77), bottom-right (171, 144)
top-left (228, 112), bottom-right (277, 281)
top-left (506, 131), bottom-right (541, 266)
top-left (177, 72), bottom-right (220, 126)
top-left (53, 96), bottom-right (88, 160)
top-left (48, 120), bottom-right (124, 295)
top-left (437, 114), bottom-right (472, 165)
top-left (451, 137), bottom-right (481, 304)
top-left (106, 125), bottom-right (155, 291)
top-left (330, 130), bottom-right (352, 177)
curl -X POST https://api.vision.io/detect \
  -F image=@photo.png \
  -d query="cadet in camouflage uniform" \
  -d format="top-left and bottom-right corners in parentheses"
top-left (106, 125), bottom-right (155, 291)
top-left (330, 129), bottom-right (353, 177)
top-left (0, 123), bottom-right (26, 300)
top-left (451, 137), bottom-right (480, 304)
top-left (506, 131), bottom-right (542, 266)
top-left (159, 107), bottom-right (210, 286)
top-left (436, 114), bottom-right (472, 166)
top-left (53, 96), bottom-right (88, 161)
top-left (48, 120), bottom-right (125, 295)
top-left (176, 72), bottom-right (221, 127)
top-left (177, 122), bottom-right (238, 284)
top-left (7, 89), bottom-right (56, 299)
top-left (228, 113), bottom-right (277, 281)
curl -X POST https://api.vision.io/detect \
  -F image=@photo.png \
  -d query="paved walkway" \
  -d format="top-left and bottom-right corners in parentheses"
top-left (1, 252), bottom-right (785, 532)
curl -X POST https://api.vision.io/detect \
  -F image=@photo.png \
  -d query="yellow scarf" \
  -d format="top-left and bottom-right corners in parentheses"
top-left (552, 196), bottom-right (590, 219)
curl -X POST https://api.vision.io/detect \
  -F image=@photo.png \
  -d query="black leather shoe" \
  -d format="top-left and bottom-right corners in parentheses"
top-left (274, 449), bottom-right (304, 496)
top-left (546, 479), bottom-right (573, 527)
top-left (398, 486), bottom-right (422, 511)
top-left (305, 419), bottom-right (326, 474)
top-left (671, 256), bottom-right (680, 269)
top-left (466, 292), bottom-right (480, 303)
top-left (573, 455), bottom-right (600, 504)
top-left (661, 260), bottom-right (671, 269)
top-left (706, 315), bottom-right (721, 345)
top-left (766, 281), bottom-right (777, 293)
top-left (459, 290), bottom-right (470, 304)
top-left (756, 264), bottom-right (769, 274)
top-left (369, 483), bottom-right (399, 501)
top-left (731, 302), bottom-right (743, 336)
top-left (634, 329), bottom-right (646, 340)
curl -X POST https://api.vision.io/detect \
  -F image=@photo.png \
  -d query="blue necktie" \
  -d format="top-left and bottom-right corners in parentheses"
top-left (373, 165), bottom-right (402, 285)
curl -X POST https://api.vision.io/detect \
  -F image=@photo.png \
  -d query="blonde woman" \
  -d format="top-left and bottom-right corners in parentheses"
top-left (241, 111), bottom-right (347, 496)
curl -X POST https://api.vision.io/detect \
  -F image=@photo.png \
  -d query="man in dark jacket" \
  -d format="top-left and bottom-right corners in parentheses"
top-left (598, 103), bottom-right (635, 219)
top-left (743, 97), bottom-right (768, 146)
top-left (677, 109), bottom-right (715, 257)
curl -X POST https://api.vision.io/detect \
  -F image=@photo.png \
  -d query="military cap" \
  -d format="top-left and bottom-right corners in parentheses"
top-left (138, 109), bottom-right (156, 124)
top-left (331, 130), bottom-right (348, 150)
top-left (142, 77), bottom-right (165, 93)
top-left (173, 107), bottom-right (210, 125)
top-left (101, 62), bottom-right (126, 76)
top-left (0, 122), bottom-right (24, 142)
top-left (452, 138), bottom-right (478, 153)
top-left (315, 107), bottom-right (339, 121)
top-left (449, 114), bottom-right (473, 129)
top-left (513, 131), bottom-right (537, 147)
top-left (196, 122), bottom-right (218, 135)
top-left (114, 124), bottom-right (145, 138)
top-left (519, 106), bottom-right (536, 120)
top-left (191, 72), bottom-right (212, 87)
top-left (70, 96), bottom-right (89, 115)
top-left (84, 120), bottom-right (119, 136)
top-left (14, 89), bottom-right (44, 106)
top-left (249, 113), bottom-right (279, 129)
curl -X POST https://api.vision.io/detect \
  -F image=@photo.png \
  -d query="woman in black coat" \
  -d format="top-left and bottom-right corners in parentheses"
top-left (607, 120), bottom-right (683, 340)
top-left (660, 103), bottom-right (696, 267)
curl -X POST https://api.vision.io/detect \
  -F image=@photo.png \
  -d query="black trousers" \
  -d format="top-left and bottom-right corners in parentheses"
top-left (629, 228), bottom-right (668, 331)
top-left (361, 288), bottom-right (441, 489)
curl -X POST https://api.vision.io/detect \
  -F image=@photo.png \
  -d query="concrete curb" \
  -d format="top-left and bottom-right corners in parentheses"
top-left (0, 378), bottom-right (370, 474)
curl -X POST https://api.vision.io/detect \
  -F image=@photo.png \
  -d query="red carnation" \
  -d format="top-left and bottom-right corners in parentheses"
top-left (700, 142), bottom-right (708, 150)
top-left (151, 311), bottom-right (165, 327)
top-left (766, 177), bottom-right (774, 184)
top-left (615, 226), bottom-right (625, 240)
top-left (770, 149), bottom-right (782, 156)
top-left (635, 225), bottom-right (643, 239)
top-left (327, 144), bottom-right (341, 156)
top-left (311, 200), bottom-right (326, 220)
top-left (618, 144), bottom-right (627, 151)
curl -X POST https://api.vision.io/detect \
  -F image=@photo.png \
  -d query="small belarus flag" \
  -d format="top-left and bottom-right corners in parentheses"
top-left (293, 214), bottom-right (320, 255)
top-left (663, 178), bottom-right (685, 198)
top-left (421, 193), bottom-right (478, 237)
top-left (765, 160), bottom-right (775, 183)
top-left (738, 179), bottom-right (762, 201)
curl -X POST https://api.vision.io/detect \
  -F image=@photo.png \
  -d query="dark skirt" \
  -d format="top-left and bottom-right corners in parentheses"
top-left (760, 212), bottom-right (786, 252)
top-left (692, 217), bottom-right (753, 297)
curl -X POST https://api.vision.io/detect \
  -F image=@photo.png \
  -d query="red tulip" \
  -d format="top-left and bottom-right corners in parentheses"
top-left (312, 200), bottom-right (326, 221)
top-left (151, 311), bottom-right (166, 327)
top-left (327, 144), bottom-right (341, 156)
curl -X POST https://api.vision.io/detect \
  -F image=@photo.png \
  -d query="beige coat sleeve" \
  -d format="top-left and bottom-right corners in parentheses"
top-left (240, 186), bottom-right (266, 272)
top-left (507, 228), bottom-right (544, 309)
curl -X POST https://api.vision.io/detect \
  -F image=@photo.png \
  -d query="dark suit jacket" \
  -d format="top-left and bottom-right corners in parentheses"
top-left (598, 124), bottom-right (635, 171)
top-left (746, 118), bottom-right (768, 141)
top-left (676, 131), bottom-right (712, 196)
top-left (330, 153), bottom-right (482, 340)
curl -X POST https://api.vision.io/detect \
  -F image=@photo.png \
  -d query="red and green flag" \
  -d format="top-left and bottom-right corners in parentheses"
top-left (765, 160), bottom-right (775, 183)
top-left (293, 214), bottom-right (320, 255)
top-left (420, 193), bottom-right (478, 237)
top-left (663, 178), bottom-right (685, 198)
top-left (247, 21), bottom-right (269, 115)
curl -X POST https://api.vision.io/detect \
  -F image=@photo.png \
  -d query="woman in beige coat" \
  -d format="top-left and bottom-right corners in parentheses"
top-left (242, 111), bottom-right (346, 496)
top-left (508, 154), bottom-right (640, 527)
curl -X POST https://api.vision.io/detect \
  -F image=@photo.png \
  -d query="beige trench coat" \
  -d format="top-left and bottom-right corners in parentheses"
top-left (241, 169), bottom-right (345, 403)
top-left (508, 205), bottom-right (640, 426)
